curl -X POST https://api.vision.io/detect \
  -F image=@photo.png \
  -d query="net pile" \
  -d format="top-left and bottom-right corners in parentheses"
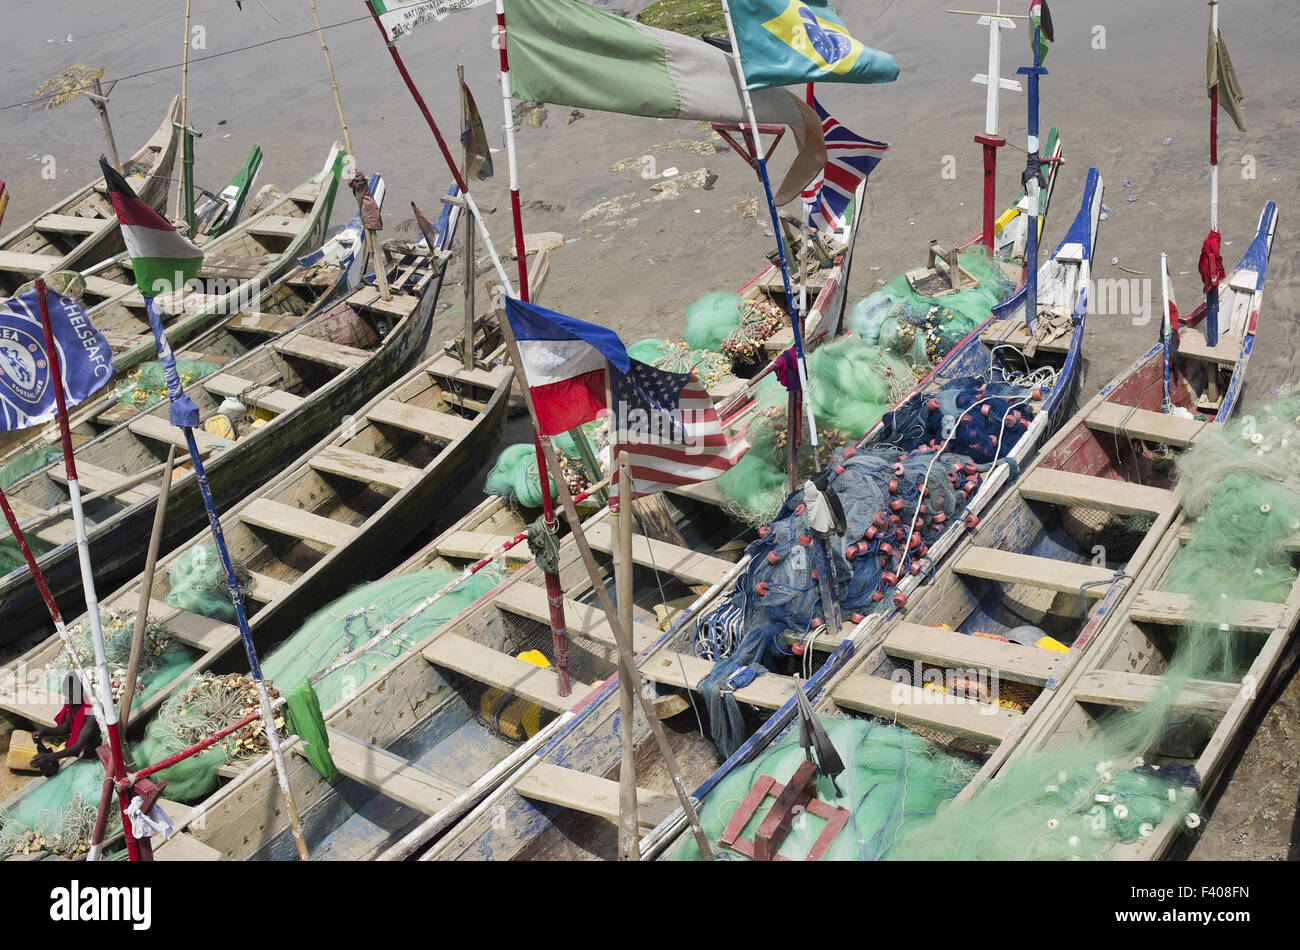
top-left (683, 291), bottom-right (744, 352)
top-left (627, 338), bottom-right (734, 390)
top-left (43, 607), bottom-right (196, 707)
top-left (847, 248), bottom-right (1017, 365)
top-left (165, 544), bottom-right (251, 623)
top-left (669, 718), bottom-right (977, 861)
top-left (0, 444), bottom-right (62, 489)
top-left (0, 761), bottom-right (105, 858)
top-left (485, 422), bottom-right (608, 507)
top-left (116, 359), bottom-right (221, 408)
top-left (718, 336), bottom-right (915, 523)
top-left (890, 399), bottom-right (1300, 859)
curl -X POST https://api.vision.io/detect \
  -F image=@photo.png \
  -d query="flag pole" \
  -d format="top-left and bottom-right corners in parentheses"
top-left (458, 64), bottom-right (478, 371)
top-left (1016, 14), bottom-right (1047, 333)
top-left (176, 0), bottom-right (196, 234)
top-left (716, 0), bottom-right (820, 463)
top-left (614, 450), bottom-right (640, 860)
top-left (495, 306), bottom-right (715, 860)
top-left (363, 0), bottom-right (516, 297)
top-left (33, 279), bottom-right (140, 862)
top-left (490, 0), bottom-right (576, 696)
top-left (1206, 0), bottom-right (1221, 347)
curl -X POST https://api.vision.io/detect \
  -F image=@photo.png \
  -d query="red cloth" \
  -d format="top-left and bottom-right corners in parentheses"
top-left (54, 702), bottom-right (91, 746)
top-left (1198, 230), bottom-right (1225, 293)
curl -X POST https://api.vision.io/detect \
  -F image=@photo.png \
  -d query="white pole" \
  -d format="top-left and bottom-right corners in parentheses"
top-left (1210, 1), bottom-right (1219, 233)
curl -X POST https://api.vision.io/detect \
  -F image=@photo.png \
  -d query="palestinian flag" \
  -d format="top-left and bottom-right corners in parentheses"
top-left (459, 66), bottom-right (494, 182)
top-left (100, 155), bottom-right (203, 298)
top-left (1029, 1), bottom-right (1053, 64)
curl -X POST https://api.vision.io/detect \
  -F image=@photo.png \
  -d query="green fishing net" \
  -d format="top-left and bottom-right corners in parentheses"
top-left (0, 444), bottom-right (62, 489)
top-left (684, 292), bottom-right (744, 352)
top-left (668, 718), bottom-right (976, 861)
top-left (0, 760), bottom-right (108, 857)
top-left (718, 336), bottom-right (914, 522)
top-left (1, 534), bottom-right (53, 578)
top-left (627, 338), bottom-right (668, 363)
top-left (628, 338), bottom-right (735, 389)
top-left (847, 248), bottom-right (1016, 365)
top-left (485, 422), bottom-right (609, 507)
top-left (130, 566), bottom-right (505, 802)
top-left (116, 359), bottom-right (221, 408)
top-left (890, 399), bottom-right (1300, 860)
top-left (165, 544), bottom-right (251, 622)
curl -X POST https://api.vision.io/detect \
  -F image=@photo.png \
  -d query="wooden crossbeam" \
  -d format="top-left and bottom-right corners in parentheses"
top-left (128, 414), bottom-right (232, 453)
top-left (36, 214), bottom-right (106, 234)
top-left (239, 497), bottom-right (355, 548)
top-left (1019, 469), bottom-right (1171, 516)
top-left (953, 547), bottom-right (1118, 598)
top-left (145, 598), bottom-right (240, 653)
top-left (323, 728), bottom-right (468, 816)
top-left (434, 530), bottom-right (531, 565)
top-left (309, 445), bottom-right (421, 491)
top-left (1128, 591), bottom-right (1285, 634)
top-left (1085, 403), bottom-right (1210, 447)
top-left (274, 334), bottom-right (369, 369)
top-left (584, 521), bottom-right (732, 588)
top-left (202, 373), bottom-right (304, 415)
top-left (423, 633), bottom-right (593, 712)
top-left (367, 399), bottom-right (475, 443)
top-left (494, 582), bottom-right (663, 654)
top-left (830, 673), bottom-right (1020, 744)
top-left (1073, 670), bottom-right (1240, 717)
top-left (639, 651), bottom-right (794, 710)
top-left (515, 762), bottom-right (676, 831)
top-left (884, 621), bottom-right (1066, 686)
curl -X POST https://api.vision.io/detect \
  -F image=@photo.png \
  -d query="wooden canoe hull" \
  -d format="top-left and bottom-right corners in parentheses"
top-left (0, 266), bottom-right (445, 644)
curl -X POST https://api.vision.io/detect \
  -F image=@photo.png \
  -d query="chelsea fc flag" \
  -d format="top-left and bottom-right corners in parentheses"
top-left (731, 0), bottom-right (899, 90)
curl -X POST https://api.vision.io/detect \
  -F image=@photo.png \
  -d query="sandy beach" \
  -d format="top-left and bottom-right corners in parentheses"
top-left (1, 0), bottom-right (1297, 859)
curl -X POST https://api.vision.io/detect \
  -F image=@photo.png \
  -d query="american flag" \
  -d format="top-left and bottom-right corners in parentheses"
top-left (610, 359), bottom-right (748, 504)
top-left (802, 97), bottom-right (887, 232)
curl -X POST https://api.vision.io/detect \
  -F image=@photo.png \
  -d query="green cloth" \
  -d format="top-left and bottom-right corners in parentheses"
top-left (284, 679), bottom-right (338, 783)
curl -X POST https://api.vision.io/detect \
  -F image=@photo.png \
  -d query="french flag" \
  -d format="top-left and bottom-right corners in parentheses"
top-left (504, 297), bottom-right (629, 436)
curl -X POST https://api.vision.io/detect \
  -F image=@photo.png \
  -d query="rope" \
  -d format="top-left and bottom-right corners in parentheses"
top-left (524, 517), bottom-right (561, 575)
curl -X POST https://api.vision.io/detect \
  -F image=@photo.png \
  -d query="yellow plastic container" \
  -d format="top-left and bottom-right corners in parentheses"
top-left (480, 650), bottom-right (550, 741)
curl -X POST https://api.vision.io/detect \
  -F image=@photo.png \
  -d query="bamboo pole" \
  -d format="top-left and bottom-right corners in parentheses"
top-left (177, 0), bottom-right (194, 232)
top-left (88, 78), bottom-right (121, 172)
top-left (459, 64), bottom-right (477, 370)
top-left (118, 446), bottom-right (176, 732)
top-left (311, 0), bottom-right (390, 301)
top-left (615, 455), bottom-right (640, 860)
top-left (495, 306), bottom-right (714, 860)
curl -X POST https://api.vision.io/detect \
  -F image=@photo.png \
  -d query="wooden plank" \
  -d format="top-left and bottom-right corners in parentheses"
top-left (435, 530), bottom-right (531, 565)
top-left (0, 249), bottom-right (61, 275)
top-left (239, 497), bottom-right (355, 548)
top-left (953, 547), bottom-right (1118, 598)
top-left (1176, 329), bottom-right (1237, 366)
top-left (367, 399), bottom-right (475, 443)
top-left (1019, 469), bottom-right (1171, 516)
top-left (426, 355), bottom-right (512, 390)
top-left (147, 599), bottom-right (239, 652)
top-left (515, 762), bottom-right (676, 831)
top-left (1128, 591), bottom-right (1285, 634)
top-left (128, 414), bottom-right (232, 453)
top-left (36, 213), bottom-right (106, 234)
top-left (309, 445), bottom-right (421, 491)
top-left (350, 285), bottom-right (419, 318)
top-left (222, 310), bottom-right (303, 335)
top-left (830, 673), bottom-right (1020, 744)
top-left (884, 622), bottom-right (1066, 687)
top-left (423, 633), bottom-right (592, 712)
top-left (244, 214), bottom-right (305, 238)
top-left (584, 521), bottom-right (731, 588)
top-left (201, 373), bottom-right (304, 415)
top-left (667, 479), bottom-right (727, 508)
top-left (979, 319), bottom-right (1072, 355)
top-left (1073, 670), bottom-right (1240, 717)
top-left (323, 729), bottom-right (467, 816)
top-left (640, 651), bottom-right (794, 710)
top-left (1085, 402), bottom-right (1210, 447)
top-left (247, 570), bottom-right (293, 604)
top-left (154, 831), bottom-right (223, 861)
top-left (0, 680), bottom-right (62, 728)
top-left (46, 460), bottom-right (157, 504)
top-left (274, 334), bottom-right (369, 369)
top-left (494, 582), bottom-right (663, 654)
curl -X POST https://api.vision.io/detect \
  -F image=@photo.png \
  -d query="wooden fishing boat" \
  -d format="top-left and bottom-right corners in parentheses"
top-left (416, 167), bottom-right (1102, 862)
top-left (635, 199), bottom-right (1279, 861)
top-left (0, 98), bottom-right (182, 298)
top-left (192, 145), bottom-right (265, 243)
top-left (0, 306), bottom-right (514, 854)
top-left (0, 204), bottom-right (458, 646)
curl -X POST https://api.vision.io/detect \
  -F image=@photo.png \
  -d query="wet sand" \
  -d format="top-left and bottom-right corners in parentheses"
top-left (2, 0), bottom-right (1298, 859)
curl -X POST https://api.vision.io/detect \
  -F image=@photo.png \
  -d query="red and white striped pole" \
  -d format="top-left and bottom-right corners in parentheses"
top-left (33, 279), bottom-right (139, 861)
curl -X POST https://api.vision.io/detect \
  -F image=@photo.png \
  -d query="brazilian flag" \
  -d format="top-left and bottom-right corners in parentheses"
top-left (729, 0), bottom-right (899, 91)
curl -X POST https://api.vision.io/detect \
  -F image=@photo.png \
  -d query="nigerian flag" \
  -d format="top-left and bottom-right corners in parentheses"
top-left (729, 0), bottom-right (899, 90)
top-left (100, 156), bottom-right (203, 297)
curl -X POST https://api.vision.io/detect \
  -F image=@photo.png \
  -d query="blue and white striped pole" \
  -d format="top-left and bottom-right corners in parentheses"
top-left (1018, 22), bottom-right (1047, 333)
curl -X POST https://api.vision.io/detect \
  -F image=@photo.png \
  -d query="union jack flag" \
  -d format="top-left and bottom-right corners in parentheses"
top-left (802, 98), bottom-right (887, 232)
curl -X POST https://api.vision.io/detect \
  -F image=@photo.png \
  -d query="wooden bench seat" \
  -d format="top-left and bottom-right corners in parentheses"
top-left (640, 651), bottom-right (794, 710)
top-left (154, 831), bottom-right (223, 861)
top-left (515, 762), bottom-right (676, 831)
top-left (884, 621), bottom-right (1066, 687)
top-left (953, 548), bottom-right (1119, 598)
top-left (426, 355), bottom-right (511, 391)
top-left (145, 598), bottom-right (240, 653)
top-left (129, 414), bottom-right (232, 453)
top-left (243, 214), bottom-right (304, 239)
top-left (367, 400), bottom-right (475, 443)
top-left (494, 583), bottom-right (663, 654)
top-left (584, 522), bottom-right (732, 588)
top-left (1176, 329), bottom-right (1238, 366)
top-left (201, 373), bottom-right (304, 415)
top-left (1073, 670), bottom-right (1239, 717)
top-left (222, 311), bottom-right (303, 336)
top-left (273, 334), bottom-right (370, 370)
top-left (1085, 403), bottom-right (1210, 447)
top-left (46, 460), bottom-right (157, 505)
top-left (435, 530), bottom-right (532, 565)
top-left (979, 318), bottom-right (1073, 355)
top-left (1128, 591), bottom-right (1285, 634)
top-left (239, 497), bottom-right (355, 548)
top-left (0, 249), bottom-right (62, 276)
top-left (1018, 469), bottom-right (1171, 516)
top-left (36, 214), bottom-right (106, 234)
top-left (246, 570), bottom-right (293, 604)
top-left (323, 729), bottom-right (468, 816)
top-left (309, 445), bottom-right (421, 491)
top-left (830, 672), bottom-right (1020, 744)
top-left (423, 633), bottom-right (592, 713)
